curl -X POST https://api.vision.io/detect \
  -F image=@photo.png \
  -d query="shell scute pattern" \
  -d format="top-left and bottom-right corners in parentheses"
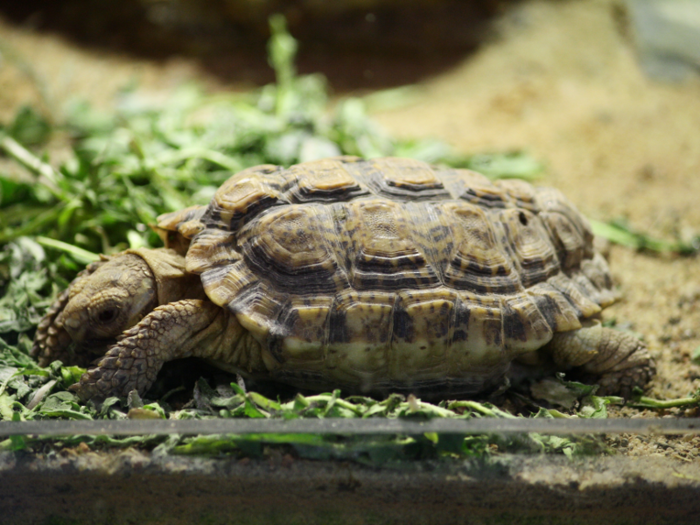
top-left (389, 288), bottom-right (455, 381)
top-left (269, 295), bottom-right (332, 365)
top-left (283, 157), bottom-right (371, 203)
top-left (498, 208), bottom-right (560, 288)
top-left (326, 290), bottom-right (394, 380)
top-left (208, 164), bottom-right (284, 231)
top-left (437, 201), bottom-right (521, 294)
top-left (527, 282), bottom-right (582, 333)
top-left (343, 199), bottom-right (441, 291)
top-left (159, 156), bottom-right (616, 392)
top-left (494, 179), bottom-right (539, 212)
top-left (449, 293), bottom-right (509, 374)
top-left (156, 205), bottom-right (207, 256)
top-left (239, 205), bottom-right (345, 294)
top-left (344, 157), bottom-right (452, 201)
top-left (446, 169), bottom-right (510, 209)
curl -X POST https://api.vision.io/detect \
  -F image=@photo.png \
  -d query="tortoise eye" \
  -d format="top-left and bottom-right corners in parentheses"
top-left (97, 308), bottom-right (118, 323)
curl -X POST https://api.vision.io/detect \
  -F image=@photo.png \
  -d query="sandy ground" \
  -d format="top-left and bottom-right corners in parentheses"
top-left (1, 0), bottom-right (699, 459)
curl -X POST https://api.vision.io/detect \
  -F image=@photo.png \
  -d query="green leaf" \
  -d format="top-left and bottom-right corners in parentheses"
top-left (8, 106), bottom-right (51, 146)
top-left (0, 392), bottom-right (17, 420)
top-left (36, 391), bottom-right (92, 420)
top-left (530, 374), bottom-right (599, 410)
top-left (60, 366), bottom-right (86, 388)
top-left (590, 219), bottom-right (699, 255)
top-left (9, 412), bottom-right (28, 450)
top-left (459, 152), bottom-right (543, 180)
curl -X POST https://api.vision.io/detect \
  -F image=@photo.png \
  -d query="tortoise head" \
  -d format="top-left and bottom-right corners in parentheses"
top-left (32, 253), bottom-right (159, 366)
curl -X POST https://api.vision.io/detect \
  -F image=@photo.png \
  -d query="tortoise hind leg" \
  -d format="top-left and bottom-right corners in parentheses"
top-left (72, 299), bottom-right (255, 401)
top-left (545, 320), bottom-right (655, 397)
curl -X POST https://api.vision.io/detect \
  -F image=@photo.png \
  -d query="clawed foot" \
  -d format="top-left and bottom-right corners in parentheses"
top-left (70, 338), bottom-right (161, 401)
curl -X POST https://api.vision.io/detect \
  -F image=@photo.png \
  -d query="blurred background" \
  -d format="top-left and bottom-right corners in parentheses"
top-left (0, 0), bottom-right (509, 89)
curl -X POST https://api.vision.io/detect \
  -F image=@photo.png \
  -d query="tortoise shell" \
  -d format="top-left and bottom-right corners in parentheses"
top-left (157, 156), bottom-right (617, 394)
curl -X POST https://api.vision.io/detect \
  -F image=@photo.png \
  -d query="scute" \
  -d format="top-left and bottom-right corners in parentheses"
top-left (495, 179), bottom-right (539, 212)
top-left (452, 170), bottom-right (510, 208)
top-left (209, 164), bottom-right (285, 230)
top-left (438, 201), bottom-right (521, 294)
top-left (344, 157), bottom-right (452, 200)
top-left (156, 205), bottom-right (206, 255)
top-left (389, 288), bottom-right (457, 381)
top-left (238, 204), bottom-right (347, 294)
top-left (449, 293), bottom-right (510, 375)
top-left (326, 291), bottom-right (394, 386)
top-left (342, 199), bottom-right (441, 290)
top-left (185, 229), bottom-right (238, 275)
top-left (269, 295), bottom-right (333, 368)
top-left (283, 157), bottom-right (371, 202)
top-left (497, 208), bottom-right (560, 288)
top-left (540, 211), bottom-right (587, 270)
top-left (501, 292), bottom-right (553, 354)
top-left (167, 157), bottom-right (619, 394)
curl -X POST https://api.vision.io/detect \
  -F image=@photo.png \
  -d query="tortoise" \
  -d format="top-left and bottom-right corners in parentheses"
top-left (32, 156), bottom-right (655, 401)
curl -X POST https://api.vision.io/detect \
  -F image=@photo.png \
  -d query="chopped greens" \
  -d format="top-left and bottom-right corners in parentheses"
top-left (0, 359), bottom-right (612, 461)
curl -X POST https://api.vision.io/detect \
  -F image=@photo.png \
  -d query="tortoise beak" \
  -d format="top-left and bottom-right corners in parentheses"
top-left (31, 288), bottom-right (74, 367)
top-left (32, 289), bottom-right (117, 368)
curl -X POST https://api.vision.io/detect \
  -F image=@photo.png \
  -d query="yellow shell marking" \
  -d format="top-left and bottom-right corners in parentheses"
top-left (213, 171), bottom-right (280, 225)
top-left (499, 208), bottom-right (559, 287)
top-left (388, 289), bottom-right (455, 381)
top-left (325, 291), bottom-right (394, 385)
top-left (296, 158), bottom-right (359, 192)
top-left (381, 157), bottom-right (444, 188)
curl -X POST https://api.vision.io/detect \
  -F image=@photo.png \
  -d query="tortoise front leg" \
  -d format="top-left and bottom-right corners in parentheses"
top-left (72, 299), bottom-right (237, 400)
top-left (545, 320), bottom-right (656, 397)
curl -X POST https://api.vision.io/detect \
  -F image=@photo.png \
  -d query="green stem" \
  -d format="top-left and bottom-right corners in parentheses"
top-left (0, 135), bottom-right (66, 200)
top-left (0, 203), bottom-right (65, 243)
top-left (332, 398), bottom-right (365, 416)
top-left (35, 236), bottom-right (99, 264)
top-left (447, 400), bottom-right (516, 419)
top-left (630, 396), bottom-right (699, 409)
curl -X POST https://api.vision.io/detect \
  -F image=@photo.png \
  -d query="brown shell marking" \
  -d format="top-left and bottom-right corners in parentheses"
top-left (341, 199), bottom-right (441, 291)
top-left (437, 201), bottom-right (521, 294)
top-left (239, 205), bottom-right (347, 294)
top-left (175, 157), bottom-right (616, 392)
top-left (497, 208), bottom-right (560, 288)
top-left (283, 157), bottom-right (371, 202)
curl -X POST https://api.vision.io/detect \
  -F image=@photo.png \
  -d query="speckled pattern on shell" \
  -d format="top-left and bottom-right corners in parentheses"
top-left (157, 156), bottom-right (617, 394)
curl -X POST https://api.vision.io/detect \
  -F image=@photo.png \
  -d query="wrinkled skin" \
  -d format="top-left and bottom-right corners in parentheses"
top-left (32, 249), bottom-right (258, 400)
top-left (32, 254), bottom-right (158, 368)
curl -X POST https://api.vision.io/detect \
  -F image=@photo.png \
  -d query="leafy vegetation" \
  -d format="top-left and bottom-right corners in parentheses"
top-left (0, 362), bottom-right (615, 461)
top-left (590, 218), bottom-right (700, 256)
